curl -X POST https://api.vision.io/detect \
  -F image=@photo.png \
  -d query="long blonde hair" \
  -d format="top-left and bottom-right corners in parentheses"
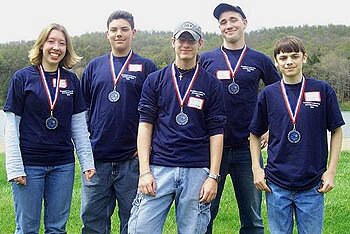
top-left (28, 23), bottom-right (81, 69)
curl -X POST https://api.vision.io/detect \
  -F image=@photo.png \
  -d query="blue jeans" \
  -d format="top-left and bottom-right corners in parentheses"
top-left (12, 163), bottom-right (75, 234)
top-left (207, 148), bottom-right (264, 234)
top-left (266, 180), bottom-right (324, 234)
top-left (81, 158), bottom-right (139, 234)
top-left (128, 165), bottom-right (211, 234)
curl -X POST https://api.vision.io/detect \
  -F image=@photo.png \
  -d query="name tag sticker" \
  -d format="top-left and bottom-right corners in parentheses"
top-left (128, 64), bottom-right (143, 72)
top-left (304, 92), bottom-right (321, 102)
top-left (216, 70), bottom-right (231, 80)
top-left (187, 97), bottom-right (204, 110)
top-left (53, 79), bottom-right (67, 88)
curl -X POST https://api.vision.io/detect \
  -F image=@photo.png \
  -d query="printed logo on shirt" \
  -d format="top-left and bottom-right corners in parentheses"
top-left (187, 97), bottom-right (204, 110)
top-left (60, 90), bottom-right (74, 96)
top-left (303, 91), bottom-right (321, 108)
top-left (121, 74), bottom-right (137, 81)
top-left (128, 64), bottom-right (143, 72)
top-left (190, 90), bottom-right (206, 98)
top-left (241, 65), bottom-right (256, 72)
top-left (53, 79), bottom-right (67, 88)
top-left (216, 70), bottom-right (231, 80)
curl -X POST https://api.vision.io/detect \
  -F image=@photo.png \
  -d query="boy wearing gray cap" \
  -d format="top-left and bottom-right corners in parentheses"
top-left (128, 21), bottom-right (226, 233)
top-left (200, 3), bottom-right (281, 234)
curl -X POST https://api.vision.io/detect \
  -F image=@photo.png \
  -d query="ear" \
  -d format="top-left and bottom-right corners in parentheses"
top-left (198, 39), bottom-right (204, 48)
top-left (132, 29), bottom-right (137, 39)
top-left (274, 58), bottom-right (278, 67)
top-left (303, 53), bottom-right (308, 63)
top-left (171, 38), bottom-right (176, 48)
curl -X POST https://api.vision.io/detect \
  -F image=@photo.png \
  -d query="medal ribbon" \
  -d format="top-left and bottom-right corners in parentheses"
top-left (38, 65), bottom-right (60, 113)
top-left (171, 63), bottom-right (199, 108)
top-left (280, 76), bottom-right (306, 125)
top-left (221, 44), bottom-right (247, 82)
top-left (109, 50), bottom-right (133, 88)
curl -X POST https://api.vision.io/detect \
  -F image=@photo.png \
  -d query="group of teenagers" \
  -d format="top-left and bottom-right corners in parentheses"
top-left (4, 2), bottom-right (345, 234)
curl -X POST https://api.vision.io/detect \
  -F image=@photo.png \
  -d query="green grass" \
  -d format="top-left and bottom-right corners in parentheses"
top-left (340, 102), bottom-right (350, 111)
top-left (1, 152), bottom-right (350, 233)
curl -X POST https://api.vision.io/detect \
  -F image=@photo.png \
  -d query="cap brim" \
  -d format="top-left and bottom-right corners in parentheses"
top-left (174, 30), bottom-right (201, 41)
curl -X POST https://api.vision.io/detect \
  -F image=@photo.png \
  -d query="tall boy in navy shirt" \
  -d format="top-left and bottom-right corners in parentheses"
top-left (200, 3), bottom-right (281, 233)
top-left (249, 36), bottom-right (344, 233)
top-left (128, 21), bottom-right (226, 233)
top-left (80, 10), bottom-right (157, 234)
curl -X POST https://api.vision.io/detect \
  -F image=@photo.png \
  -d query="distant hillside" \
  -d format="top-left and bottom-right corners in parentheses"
top-left (0, 24), bottom-right (349, 107)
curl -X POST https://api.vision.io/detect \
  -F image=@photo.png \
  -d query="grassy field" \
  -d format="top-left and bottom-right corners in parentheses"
top-left (1, 152), bottom-right (350, 233)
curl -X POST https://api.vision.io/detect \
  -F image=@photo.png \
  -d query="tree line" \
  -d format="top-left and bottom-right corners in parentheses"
top-left (0, 24), bottom-right (349, 108)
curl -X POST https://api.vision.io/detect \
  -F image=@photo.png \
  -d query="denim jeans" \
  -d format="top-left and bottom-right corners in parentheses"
top-left (266, 180), bottom-right (324, 234)
top-left (12, 163), bottom-right (75, 234)
top-left (81, 158), bottom-right (139, 234)
top-left (128, 165), bottom-right (211, 234)
top-left (206, 148), bottom-right (264, 234)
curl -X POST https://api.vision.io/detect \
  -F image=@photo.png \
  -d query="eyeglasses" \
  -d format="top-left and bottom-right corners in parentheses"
top-left (177, 38), bottom-right (198, 45)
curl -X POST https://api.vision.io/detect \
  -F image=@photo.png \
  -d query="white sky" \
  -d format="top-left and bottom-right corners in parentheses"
top-left (0, 0), bottom-right (349, 43)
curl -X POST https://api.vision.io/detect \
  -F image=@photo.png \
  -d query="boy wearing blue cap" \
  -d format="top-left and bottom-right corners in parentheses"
top-left (128, 21), bottom-right (226, 233)
top-left (200, 3), bottom-right (281, 234)
top-left (249, 36), bottom-right (344, 233)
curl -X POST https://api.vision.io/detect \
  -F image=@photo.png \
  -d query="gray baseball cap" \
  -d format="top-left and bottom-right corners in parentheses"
top-left (173, 21), bottom-right (202, 41)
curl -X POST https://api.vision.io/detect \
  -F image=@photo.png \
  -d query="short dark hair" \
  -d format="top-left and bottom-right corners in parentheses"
top-left (273, 36), bottom-right (306, 59)
top-left (107, 10), bottom-right (134, 29)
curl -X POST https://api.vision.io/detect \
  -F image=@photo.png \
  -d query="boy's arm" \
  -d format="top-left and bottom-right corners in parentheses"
top-left (137, 122), bottom-right (156, 196)
top-left (250, 133), bottom-right (271, 192)
top-left (199, 133), bottom-right (223, 203)
top-left (318, 127), bottom-right (343, 193)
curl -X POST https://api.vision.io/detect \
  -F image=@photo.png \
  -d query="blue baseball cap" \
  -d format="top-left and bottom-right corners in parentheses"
top-left (213, 3), bottom-right (246, 20)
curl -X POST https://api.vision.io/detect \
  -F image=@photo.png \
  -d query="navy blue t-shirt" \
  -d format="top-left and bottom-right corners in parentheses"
top-left (138, 64), bottom-right (226, 168)
top-left (4, 65), bottom-right (87, 166)
top-left (200, 47), bottom-right (280, 148)
top-left (249, 77), bottom-right (345, 190)
top-left (81, 52), bottom-right (157, 162)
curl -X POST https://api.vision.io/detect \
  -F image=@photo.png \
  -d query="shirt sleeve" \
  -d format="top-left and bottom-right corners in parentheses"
top-left (205, 80), bottom-right (226, 136)
top-left (261, 55), bottom-right (281, 85)
top-left (249, 90), bottom-right (269, 136)
top-left (71, 111), bottom-right (95, 172)
top-left (4, 112), bottom-right (25, 181)
top-left (3, 71), bottom-right (25, 116)
top-left (138, 73), bottom-right (159, 124)
top-left (325, 85), bottom-right (345, 131)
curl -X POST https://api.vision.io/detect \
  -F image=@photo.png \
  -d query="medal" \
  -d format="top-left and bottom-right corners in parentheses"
top-left (176, 109), bottom-right (189, 126)
top-left (287, 126), bottom-right (301, 143)
top-left (108, 90), bottom-right (120, 102)
top-left (108, 51), bottom-right (133, 102)
top-left (280, 76), bottom-right (306, 144)
top-left (171, 63), bottom-right (199, 126)
top-left (46, 112), bottom-right (58, 130)
top-left (228, 82), bottom-right (240, 94)
top-left (221, 45), bottom-right (247, 95)
top-left (38, 65), bottom-right (60, 130)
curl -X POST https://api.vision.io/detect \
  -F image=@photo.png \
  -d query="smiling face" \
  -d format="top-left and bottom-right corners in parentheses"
top-left (275, 51), bottom-right (307, 81)
top-left (41, 29), bottom-right (66, 71)
top-left (107, 19), bottom-right (136, 56)
top-left (218, 11), bottom-right (247, 46)
top-left (172, 32), bottom-right (203, 68)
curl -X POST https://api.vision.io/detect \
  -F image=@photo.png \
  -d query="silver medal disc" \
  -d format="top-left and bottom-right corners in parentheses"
top-left (287, 129), bottom-right (301, 143)
top-left (46, 116), bottom-right (58, 130)
top-left (176, 112), bottom-right (189, 126)
top-left (228, 82), bottom-right (240, 94)
top-left (108, 90), bottom-right (120, 102)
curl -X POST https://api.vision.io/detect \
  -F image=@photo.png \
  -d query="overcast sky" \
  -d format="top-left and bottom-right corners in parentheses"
top-left (1, 0), bottom-right (349, 43)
